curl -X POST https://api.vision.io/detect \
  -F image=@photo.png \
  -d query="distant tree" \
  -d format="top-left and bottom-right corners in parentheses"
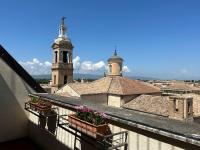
top-left (35, 79), bottom-right (50, 84)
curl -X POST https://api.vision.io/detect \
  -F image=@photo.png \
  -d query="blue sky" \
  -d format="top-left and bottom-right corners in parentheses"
top-left (1, 0), bottom-right (200, 79)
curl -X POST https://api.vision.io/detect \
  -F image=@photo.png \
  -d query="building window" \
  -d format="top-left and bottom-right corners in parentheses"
top-left (109, 64), bottom-right (112, 73)
top-left (54, 75), bottom-right (56, 84)
top-left (55, 51), bottom-right (58, 63)
top-left (187, 101), bottom-right (192, 114)
top-left (64, 75), bottom-right (67, 84)
top-left (174, 99), bottom-right (178, 111)
top-left (63, 51), bottom-right (68, 63)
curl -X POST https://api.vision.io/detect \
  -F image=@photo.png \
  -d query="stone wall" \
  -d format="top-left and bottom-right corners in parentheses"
top-left (185, 93), bottom-right (200, 117)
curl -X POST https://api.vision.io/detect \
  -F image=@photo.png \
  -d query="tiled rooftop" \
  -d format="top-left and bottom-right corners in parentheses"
top-left (64, 76), bottom-right (160, 96)
top-left (123, 95), bottom-right (169, 117)
top-left (162, 81), bottom-right (200, 91)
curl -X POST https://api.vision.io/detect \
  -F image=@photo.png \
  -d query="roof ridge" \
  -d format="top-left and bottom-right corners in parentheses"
top-left (107, 76), bottom-right (113, 93)
top-left (116, 76), bottom-right (124, 94)
top-left (68, 84), bottom-right (81, 95)
top-left (91, 77), bottom-right (106, 83)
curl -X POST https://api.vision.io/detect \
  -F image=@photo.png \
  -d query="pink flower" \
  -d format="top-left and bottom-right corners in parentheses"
top-left (82, 106), bottom-right (92, 112)
top-left (100, 112), bottom-right (107, 118)
top-left (74, 105), bottom-right (84, 110)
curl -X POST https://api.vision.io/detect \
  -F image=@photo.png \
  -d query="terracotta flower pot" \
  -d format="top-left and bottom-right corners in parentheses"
top-left (68, 114), bottom-right (108, 139)
top-left (29, 102), bottom-right (39, 111)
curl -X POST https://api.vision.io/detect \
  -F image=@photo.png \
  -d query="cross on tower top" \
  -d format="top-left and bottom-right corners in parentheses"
top-left (58, 16), bottom-right (67, 38)
top-left (61, 17), bottom-right (66, 26)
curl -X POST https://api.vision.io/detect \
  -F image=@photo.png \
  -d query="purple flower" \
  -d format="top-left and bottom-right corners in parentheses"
top-left (73, 105), bottom-right (107, 125)
top-left (74, 105), bottom-right (84, 110)
top-left (100, 112), bottom-right (107, 118)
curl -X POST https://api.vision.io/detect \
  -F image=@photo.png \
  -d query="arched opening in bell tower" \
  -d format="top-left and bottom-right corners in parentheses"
top-left (55, 51), bottom-right (58, 63)
top-left (63, 51), bottom-right (68, 63)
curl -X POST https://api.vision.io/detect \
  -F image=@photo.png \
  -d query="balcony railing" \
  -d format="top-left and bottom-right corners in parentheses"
top-left (25, 93), bottom-right (200, 150)
top-left (58, 114), bottom-right (128, 150)
top-left (25, 101), bottom-right (59, 136)
top-left (25, 98), bottom-right (128, 150)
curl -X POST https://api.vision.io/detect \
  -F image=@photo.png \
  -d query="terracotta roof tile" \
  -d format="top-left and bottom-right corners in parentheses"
top-left (114, 76), bottom-right (160, 95)
top-left (68, 77), bottom-right (112, 95)
top-left (66, 76), bottom-right (160, 95)
top-left (162, 82), bottom-right (200, 91)
top-left (123, 95), bottom-right (169, 116)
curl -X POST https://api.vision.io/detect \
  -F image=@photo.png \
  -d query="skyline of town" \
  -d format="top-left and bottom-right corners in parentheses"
top-left (1, 1), bottom-right (200, 150)
top-left (1, 0), bottom-right (200, 79)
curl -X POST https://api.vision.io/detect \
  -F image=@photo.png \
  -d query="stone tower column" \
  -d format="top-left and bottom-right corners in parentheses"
top-left (51, 17), bottom-right (74, 93)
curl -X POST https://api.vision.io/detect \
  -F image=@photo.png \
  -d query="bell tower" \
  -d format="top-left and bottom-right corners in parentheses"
top-left (51, 17), bottom-right (73, 93)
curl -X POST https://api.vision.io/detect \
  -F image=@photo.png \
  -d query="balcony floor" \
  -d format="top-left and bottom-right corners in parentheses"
top-left (0, 138), bottom-right (41, 150)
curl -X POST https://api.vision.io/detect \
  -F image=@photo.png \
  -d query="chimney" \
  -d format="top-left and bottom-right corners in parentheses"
top-left (169, 95), bottom-right (193, 122)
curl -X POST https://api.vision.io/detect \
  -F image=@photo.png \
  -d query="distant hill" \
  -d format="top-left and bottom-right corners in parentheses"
top-left (126, 76), bottom-right (158, 81)
top-left (32, 74), bottom-right (51, 79)
top-left (32, 73), bottom-right (158, 81)
top-left (32, 73), bottom-right (103, 80)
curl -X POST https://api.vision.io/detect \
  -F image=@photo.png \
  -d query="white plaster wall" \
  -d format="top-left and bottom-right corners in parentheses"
top-left (127, 131), bottom-right (183, 150)
top-left (108, 124), bottom-right (183, 150)
top-left (81, 94), bottom-right (108, 105)
top-left (0, 58), bottom-right (35, 142)
top-left (57, 107), bottom-right (78, 149)
top-left (108, 95), bottom-right (121, 107)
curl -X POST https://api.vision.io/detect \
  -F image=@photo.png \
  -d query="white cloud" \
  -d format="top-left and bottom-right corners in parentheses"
top-left (73, 56), bottom-right (81, 69)
top-left (19, 56), bottom-right (130, 75)
top-left (93, 61), bottom-right (105, 70)
top-left (122, 66), bottom-right (130, 73)
top-left (81, 60), bottom-right (106, 71)
top-left (44, 61), bottom-right (52, 67)
top-left (19, 58), bottom-right (52, 75)
top-left (33, 58), bottom-right (39, 64)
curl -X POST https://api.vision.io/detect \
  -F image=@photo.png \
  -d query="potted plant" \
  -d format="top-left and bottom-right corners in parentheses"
top-left (68, 106), bottom-right (109, 139)
top-left (28, 97), bottom-right (52, 115)
top-left (37, 101), bottom-right (52, 115)
top-left (29, 97), bottom-right (39, 111)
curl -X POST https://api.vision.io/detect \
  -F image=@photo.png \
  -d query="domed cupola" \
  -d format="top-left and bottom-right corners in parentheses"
top-left (108, 50), bottom-right (123, 76)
